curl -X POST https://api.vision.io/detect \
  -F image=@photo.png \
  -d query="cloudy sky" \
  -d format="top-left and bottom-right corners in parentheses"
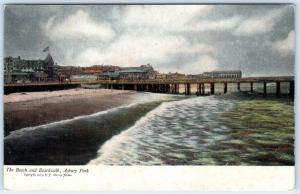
top-left (5, 4), bottom-right (295, 76)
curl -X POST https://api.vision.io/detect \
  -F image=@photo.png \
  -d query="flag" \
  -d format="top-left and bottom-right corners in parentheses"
top-left (43, 46), bottom-right (50, 52)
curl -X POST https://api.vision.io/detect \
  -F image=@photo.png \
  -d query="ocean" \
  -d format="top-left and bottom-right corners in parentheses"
top-left (5, 91), bottom-right (294, 165)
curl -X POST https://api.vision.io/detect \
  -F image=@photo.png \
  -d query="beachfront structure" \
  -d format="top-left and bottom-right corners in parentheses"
top-left (166, 72), bottom-right (186, 79)
top-left (98, 64), bottom-right (157, 80)
top-left (4, 54), bottom-right (57, 83)
top-left (202, 70), bottom-right (242, 79)
top-left (155, 74), bottom-right (167, 79)
top-left (70, 74), bottom-right (98, 81)
top-left (155, 72), bottom-right (186, 80)
top-left (187, 74), bottom-right (202, 79)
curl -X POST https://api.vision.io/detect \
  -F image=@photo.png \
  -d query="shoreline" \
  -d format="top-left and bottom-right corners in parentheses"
top-left (4, 89), bottom-right (292, 136)
top-left (5, 101), bottom-right (163, 165)
top-left (4, 89), bottom-right (294, 165)
top-left (4, 88), bottom-right (140, 136)
top-left (5, 90), bottom-right (179, 165)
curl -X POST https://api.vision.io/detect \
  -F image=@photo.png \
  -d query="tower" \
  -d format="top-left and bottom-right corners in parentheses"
top-left (44, 53), bottom-right (55, 79)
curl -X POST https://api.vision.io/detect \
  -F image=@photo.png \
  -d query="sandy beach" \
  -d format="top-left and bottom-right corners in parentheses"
top-left (4, 88), bottom-right (139, 136)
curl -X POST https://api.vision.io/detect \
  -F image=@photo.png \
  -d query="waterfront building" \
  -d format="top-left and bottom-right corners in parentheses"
top-left (58, 65), bottom-right (121, 80)
top-left (70, 74), bottom-right (98, 81)
top-left (119, 65), bottom-right (157, 79)
top-left (155, 74), bottom-right (167, 79)
top-left (187, 74), bottom-right (202, 79)
top-left (98, 64), bottom-right (157, 80)
top-left (4, 54), bottom-right (56, 83)
top-left (98, 71), bottom-right (121, 80)
top-left (80, 65), bottom-right (120, 75)
top-left (202, 70), bottom-right (242, 79)
top-left (57, 66), bottom-right (82, 79)
top-left (167, 72), bottom-right (186, 79)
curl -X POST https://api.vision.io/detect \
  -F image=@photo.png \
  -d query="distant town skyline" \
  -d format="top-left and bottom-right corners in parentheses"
top-left (5, 4), bottom-right (295, 76)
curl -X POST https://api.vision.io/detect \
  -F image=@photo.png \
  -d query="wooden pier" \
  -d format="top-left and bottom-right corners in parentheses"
top-left (4, 76), bottom-right (295, 97)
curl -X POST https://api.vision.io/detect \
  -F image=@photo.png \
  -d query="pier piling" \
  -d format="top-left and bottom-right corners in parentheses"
top-left (210, 83), bottom-right (215, 95)
top-left (290, 81), bottom-right (294, 98)
top-left (224, 82), bottom-right (228, 94)
top-left (250, 82), bottom-right (253, 93)
top-left (276, 82), bottom-right (281, 97)
top-left (187, 83), bottom-right (191, 95)
top-left (201, 83), bottom-right (205, 95)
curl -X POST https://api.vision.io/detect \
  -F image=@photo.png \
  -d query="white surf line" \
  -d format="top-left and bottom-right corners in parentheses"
top-left (87, 97), bottom-right (205, 165)
top-left (5, 98), bottom-right (165, 140)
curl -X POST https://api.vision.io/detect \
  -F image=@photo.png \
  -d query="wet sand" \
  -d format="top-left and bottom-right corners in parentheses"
top-left (4, 88), bottom-right (139, 136)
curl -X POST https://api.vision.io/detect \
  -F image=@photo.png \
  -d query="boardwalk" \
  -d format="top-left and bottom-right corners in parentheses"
top-left (4, 76), bottom-right (295, 97)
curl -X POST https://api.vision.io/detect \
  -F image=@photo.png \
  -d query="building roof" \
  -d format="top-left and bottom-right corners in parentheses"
top-left (119, 69), bottom-right (145, 73)
top-left (44, 54), bottom-right (54, 66)
top-left (204, 70), bottom-right (242, 74)
top-left (100, 71), bottom-right (120, 77)
top-left (119, 65), bottom-right (153, 72)
top-left (98, 64), bottom-right (155, 78)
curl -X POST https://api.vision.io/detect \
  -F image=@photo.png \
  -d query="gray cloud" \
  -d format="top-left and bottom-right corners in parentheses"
top-left (4, 4), bottom-right (295, 76)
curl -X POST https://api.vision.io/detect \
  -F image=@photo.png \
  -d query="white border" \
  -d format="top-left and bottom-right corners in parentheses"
top-left (1, 1), bottom-right (298, 193)
top-left (3, 166), bottom-right (295, 191)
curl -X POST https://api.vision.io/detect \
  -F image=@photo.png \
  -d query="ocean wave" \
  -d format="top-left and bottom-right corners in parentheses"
top-left (88, 96), bottom-right (235, 165)
top-left (5, 93), bottom-right (177, 165)
top-left (5, 93), bottom-right (174, 140)
top-left (5, 93), bottom-right (294, 165)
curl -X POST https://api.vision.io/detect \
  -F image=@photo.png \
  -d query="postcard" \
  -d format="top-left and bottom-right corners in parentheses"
top-left (3, 4), bottom-right (295, 191)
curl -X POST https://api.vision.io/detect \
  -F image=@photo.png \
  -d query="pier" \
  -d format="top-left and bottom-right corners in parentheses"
top-left (4, 76), bottom-right (295, 98)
